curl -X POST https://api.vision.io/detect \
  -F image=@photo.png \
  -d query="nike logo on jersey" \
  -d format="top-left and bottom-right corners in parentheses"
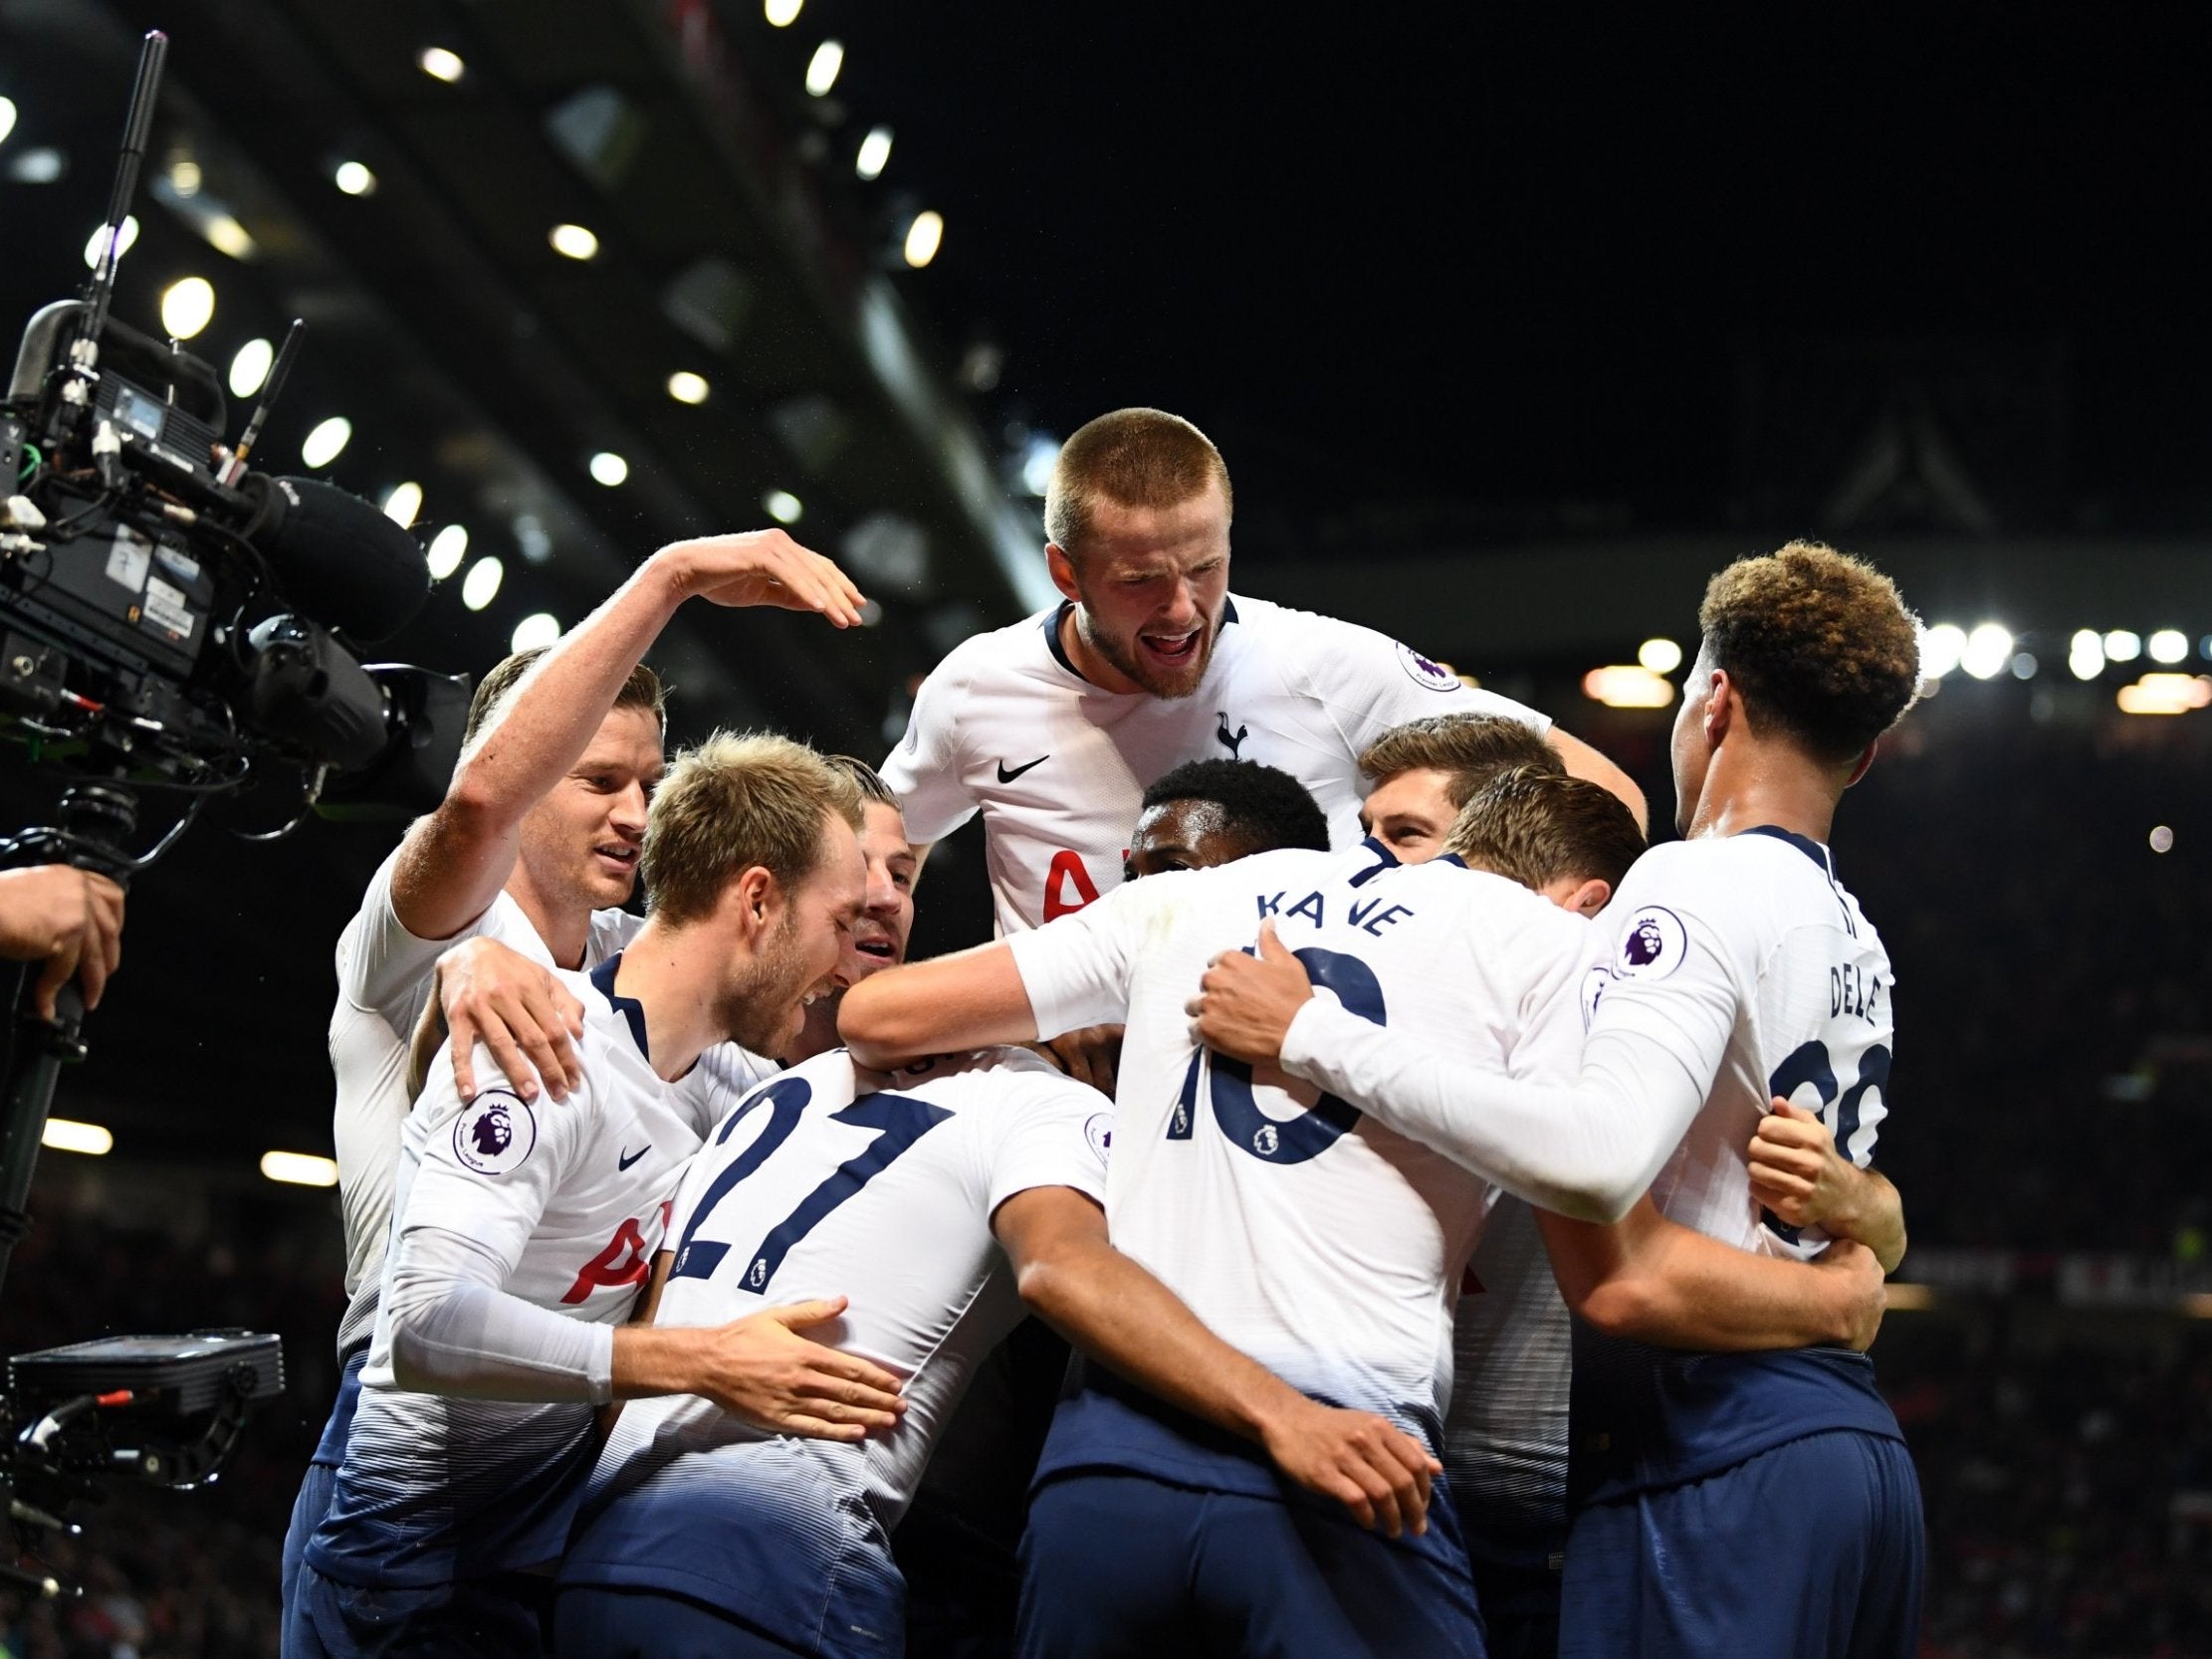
top-left (1217, 714), bottom-right (1248, 757)
top-left (996, 754), bottom-right (1049, 782)
top-left (616, 1144), bottom-right (651, 1170)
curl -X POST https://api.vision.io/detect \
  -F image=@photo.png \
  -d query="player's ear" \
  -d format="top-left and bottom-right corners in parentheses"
top-left (726, 865), bottom-right (776, 933)
top-left (1843, 736), bottom-right (1880, 788)
top-left (1045, 542), bottom-right (1083, 604)
top-left (1566, 877), bottom-right (1611, 917)
top-left (1703, 669), bottom-right (1738, 744)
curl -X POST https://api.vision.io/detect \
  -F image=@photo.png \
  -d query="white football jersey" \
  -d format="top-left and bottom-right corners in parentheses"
top-left (563, 1047), bottom-right (1107, 1648)
top-left (1583, 827), bottom-right (1893, 1256)
top-left (1004, 842), bottom-right (1591, 1431)
top-left (880, 595), bottom-right (1550, 933)
top-left (311, 967), bottom-right (725, 1586)
top-left (327, 846), bottom-right (641, 1356)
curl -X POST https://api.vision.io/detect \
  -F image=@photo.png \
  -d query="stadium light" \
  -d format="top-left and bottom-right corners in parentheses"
top-left (43, 1118), bottom-right (112, 1156)
top-left (1020, 435), bottom-right (1060, 497)
top-left (511, 612), bottom-right (562, 653)
top-left (588, 451), bottom-right (629, 487)
top-left (764, 490), bottom-right (803, 524)
top-left (200, 213), bottom-right (256, 260)
top-left (1918, 622), bottom-right (1965, 679)
top-left (333, 159), bottom-right (376, 196)
top-left (2115, 673), bottom-right (2212, 717)
top-left (667, 371), bottom-right (710, 404)
top-left (2103, 629), bottom-right (2142, 663)
top-left (426, 523), bottom-right (469, 579)
top-left (2010, 653), bottom-right (2038, 680)
top-left (169, 157), bottom-right (201, 196)
top-left (904, 210), bottom-right (944, 269)
top-left (84, 214), bottom-right (138, 270)
top-left (766, 0), bottom-right (803, 24)
top-left (2149, 629), bottom-right (2189, 665)
top-left (1960, 623), bottom-right (2013, 681)
top-left (0, 97), bottom-right (16, 147)
top-left (8, 147), bottom-right (64, 184)
top-left (229, 336), bottom-right (274, 397)
top-left (381, 482), bottom-right (423, 527)
top-left (300, 416), bottom-right (351, 468)
top-left (462, 556), bottom-right (505, 611)
top-left (805, 41), bottom-right (844, 97)
top-left (1638, 637), bottom-right (1683, 675)
top-left (262, 1150), bottom-right (338, 1187)
top-left (2069, 629), bottom-right (2104, 681)
top-left (549, 223), bottom-right (598, 261)
top-left (418, 47), bottom-right (466, 83)
top-left (2150, 826), bottom-right (2176, 854)
top-left (158, 277), bottom-right (216, 339)
top-left (1581, 666), bottom-right (1675, 709)
top-left (856, 126), bottom-right (893, 181)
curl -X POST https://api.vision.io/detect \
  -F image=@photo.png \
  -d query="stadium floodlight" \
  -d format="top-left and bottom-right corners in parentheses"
top-left (9, 146), bottom-right (64, 184)
top-left (511, 612), bottom-right (562, 654)
top-left (1638, 637), bottom-right (1683, 675)
top-left (169, 158), bottom-right (201, 196)
top-left (0, 96), bottom-right (16, 147)
top-left (1959, 623), bottom-right (2012, 681)
top-left (262, 1150), bottom-right (339, 1187)
top-left (333, 159), bottom-right (377, 196)
top-left (2102, 629), bottom-right (2142, 663)
top-left (43, 1119), bottom-right (112, 1156)
top-left (2150, 825), bottom-right (2176, 854)
top-left (904, 210), bottom-right (944, 269)
top-left (805, 41), bottom-right (844, 97)
top-left (83, 214), bottom-right (138, 270)
top-left (2148, 629), bottom-right (2189, 665)
top-left (426, 523), bottom-right (469, 579)
top-left (201, 214), bottom-right (256, 260)
top-left (856, 126), bottom-right (893, 181)
top-left (158, 277), bottom-right (215, 339)
top-left (1581, 665), bottom-right (1675, 709)
top-left (549, 223), bottom-right (599, 261)
top-left (764, 490), bottom-right (803, 524)
top-left (766, 0), bottom-right (803, 24)
top-left (588, 451), bottom-right (629, 487)
top-left (228, 336), bottom-right (274, 397)
top-left (667, 370), bottom-right (710, 404)
top-left (418, 47), bottom-right (466, 83)
top-left (461, 555), bottom-right (505, 611)
top-left (2069, 629), bottom-right (2104, 681)
top-left (301, 415), bottom-right (352, 468)
top-left (1918, 622), bottom-right (1966, 679)
top-left (2114, 673), bottom-right (2212, 716)
top-left (381, 482), bottom-right (423, 527)
top-left (1020, 435), bottom-right (1060, 497)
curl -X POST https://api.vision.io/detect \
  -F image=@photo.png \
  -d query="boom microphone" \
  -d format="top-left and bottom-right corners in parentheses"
top-left (237, 474), bottom-right (432, 643)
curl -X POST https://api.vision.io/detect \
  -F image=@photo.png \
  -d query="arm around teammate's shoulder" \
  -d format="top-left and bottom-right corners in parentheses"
top-left (1545, 726), bottom-right (1649, 832)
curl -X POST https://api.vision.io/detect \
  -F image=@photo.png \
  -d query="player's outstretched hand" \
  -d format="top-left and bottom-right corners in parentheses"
top-left (1748, 1098), bottom-right (1864, 1233)
top-left (438, 937), bottom-right (585, 1103)
top-left (0, 865), bottom-right (124, 1020)
top-left (1258, 1396), bottom-right (1439, 1539)
top-left (693, 1297), bottom-right (908, 1442)
top-left (1038, 1025), bottom-right (1124, 1096)
top-left (1809, 1238), bottom-right (1887, 1351)
top-left (1189, 921), bottom-right (1312, 1065)
top-left (658, 528), bottom-right (867, 628)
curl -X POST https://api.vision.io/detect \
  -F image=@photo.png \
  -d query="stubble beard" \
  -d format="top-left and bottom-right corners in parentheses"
top-left (717, 917), bottom-right (814, 1056)
top-left (1078, 608), bottom-right (1214, 701)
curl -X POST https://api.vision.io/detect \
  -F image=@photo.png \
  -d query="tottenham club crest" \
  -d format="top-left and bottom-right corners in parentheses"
top-left (453, 1090), bottom-right (537, 1175)
top-left (1395, 640), bottom-right (1460, 693)
top-left (1615, 906), bottom-right (1688, 980)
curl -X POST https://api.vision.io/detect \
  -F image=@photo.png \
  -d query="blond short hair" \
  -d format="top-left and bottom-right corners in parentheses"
top-left (1044, 408), bottom-right (1233, 555)
top-left (1445, 765), bottom-right (1647, 892)
top-left (1358, 715), bottom-right (1562, 808)
top-left (641, 731), bottom-right (863, 926)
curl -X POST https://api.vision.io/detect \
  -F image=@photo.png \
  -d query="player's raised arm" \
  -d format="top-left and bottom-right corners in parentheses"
top-left (992, 1184), bottom-right (1439, 1539)
top-left (394, 529), bottom-right (865, 943)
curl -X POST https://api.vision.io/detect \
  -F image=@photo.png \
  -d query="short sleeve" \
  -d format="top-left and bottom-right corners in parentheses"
top-left (399, 1042), bottom-right (589, 1279)
top-left (339, 844), bottom-right (484, 1018)
top-left (1582, 847), bottom-right (1746, 1093)
top-left (1283, 611), bottom-right (1552, 759)
top-left (982, 1075), bottom-right (1111, 1217)
top-left (1003, 876), bottom-right (1165, 1037)
top-left (880, 650), bottom-right (980, 844)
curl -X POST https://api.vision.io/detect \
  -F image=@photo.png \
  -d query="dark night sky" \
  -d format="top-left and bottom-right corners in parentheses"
top-left (849, 3), bottom-right (2212, 525)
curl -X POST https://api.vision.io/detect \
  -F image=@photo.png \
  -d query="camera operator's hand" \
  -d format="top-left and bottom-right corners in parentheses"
top-left (655, 529), bottom-right (867, 628)
top-left (0, 865), bottom-right (125, 1020)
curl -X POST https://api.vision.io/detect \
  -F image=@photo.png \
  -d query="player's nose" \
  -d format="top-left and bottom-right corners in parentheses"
top-left (1157, 577), bottom-right (1201, 629)
top-left (607, 781), bottom-right (649, 836)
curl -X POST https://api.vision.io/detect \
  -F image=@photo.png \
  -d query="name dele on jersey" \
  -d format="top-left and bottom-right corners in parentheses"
top-left (453, 1090), bottom-right (538, 1175)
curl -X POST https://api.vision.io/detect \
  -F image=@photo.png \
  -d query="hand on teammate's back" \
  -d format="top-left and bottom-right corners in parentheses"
top-left (678, 1297), bottom-right (908, 1441)
top-left (1188, 920), bottom-right (1312, 1065)
top-left (1257, 1396), bottom-right (1441, 1539)
top-left (0, 864), bottom-right (125, 1020)
top-left (1039, 1025), bottom-right (1124, 1096)
top-left (437, 937), bottom-right (586, 1103)
top-left (1807, 1238), bottom-right (1888, 1351)
top-left (660, 528), bottom-right (867, 628)
top-left (1747, 1099), bottom-right (1866, 1234)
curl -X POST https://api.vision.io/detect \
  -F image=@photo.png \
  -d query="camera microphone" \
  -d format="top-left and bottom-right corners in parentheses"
top-left (236, 473), bottom-right (431, 644)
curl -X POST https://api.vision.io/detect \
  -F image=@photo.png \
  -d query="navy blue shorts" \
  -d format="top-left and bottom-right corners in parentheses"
top-left (283, 1348), bottom-right (368, 1622)
top-left (552, 1584), bottom-right (808, 1659)
top-left (1559, 1430), bottom-right (1923, 1659)
top-left (1015, 1470), bottom-right (1486, 1659)
top-left (282, 1559), bottom-right (548, 1659)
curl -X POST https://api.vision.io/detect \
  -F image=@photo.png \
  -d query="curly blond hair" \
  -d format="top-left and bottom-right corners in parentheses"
top-left (1698, 541), bottom-right (1920, 762)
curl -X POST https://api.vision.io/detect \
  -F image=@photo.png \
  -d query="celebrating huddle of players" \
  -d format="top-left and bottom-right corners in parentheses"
top-left (277, 409), bottom-right (1926, 1659)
